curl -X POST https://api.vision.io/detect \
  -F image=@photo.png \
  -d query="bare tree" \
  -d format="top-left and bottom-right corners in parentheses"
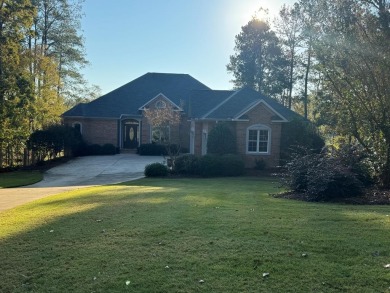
top-left (143, 104), bottom-right (182, 167)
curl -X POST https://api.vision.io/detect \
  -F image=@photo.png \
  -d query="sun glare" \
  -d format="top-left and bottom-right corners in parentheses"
top-left (234, 0), bottom-right (294, 25)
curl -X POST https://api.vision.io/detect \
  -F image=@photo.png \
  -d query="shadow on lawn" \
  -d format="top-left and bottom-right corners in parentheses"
top-left (1, 178), bottom-right (390, 292)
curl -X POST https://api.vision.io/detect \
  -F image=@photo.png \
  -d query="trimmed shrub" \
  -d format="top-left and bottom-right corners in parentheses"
top-left (102, 144), bottom-right (118, 155)
top-left (199, 155), bottom-right (223, 177)
top-left (144, 162), bottom-right (169, 177)
top-left (138, 144), bottom-right (166, 156)
top-left (74, 143), bottom-right (118, 156)
top-left (173, 154), bottom-right (200, 175)
top-left (254, 158), bottom-right (267, 170)
top-left (198, 154), bottom-right (245, 177)
top-left (88, 144), bottom-right (103, 155)
top-left (220, 154), bottom-right (245, 176)
top-left (207, 123), bottom-right (237, 155)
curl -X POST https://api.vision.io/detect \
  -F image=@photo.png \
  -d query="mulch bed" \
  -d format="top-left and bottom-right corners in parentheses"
top-left (274, 188), bottom-right (390, 205)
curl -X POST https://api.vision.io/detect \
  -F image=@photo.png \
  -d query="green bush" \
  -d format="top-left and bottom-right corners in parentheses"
top-left (280, 119), bottom-right (325, 164)
top-left (74, 143), bottom-right (118, 156)
top-left (144, 163), bottom-right (169, 177)
top-left (102, 144), bottom-right (118, 155)
top-left (199, 154), bottom-right (245, 177)
top-left (254, 158), bottom-right (267, 170)
top-left (207, 123), bottom-right (237, 155)
top-left (281, 146), bottom-right (368, 201)
top-left (223, 155), bottom-right (245, 176)
top-left (28, 125), bottom-right (83, 160)
top-left (138, 144), bottom-right (166, 156)
top-left (173, 154), bottom-right (200, 175)
top-left (138, 144), bottom-right (188, 156)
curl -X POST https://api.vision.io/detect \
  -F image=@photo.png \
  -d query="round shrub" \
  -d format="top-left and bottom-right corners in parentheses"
top-left (144, 162), bottom-right (169, 177)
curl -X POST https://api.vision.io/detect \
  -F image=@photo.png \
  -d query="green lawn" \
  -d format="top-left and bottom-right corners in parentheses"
top-left (0, 171), bottom-right (43, 188)
top-left (0, 177), bottom-right (390, 292)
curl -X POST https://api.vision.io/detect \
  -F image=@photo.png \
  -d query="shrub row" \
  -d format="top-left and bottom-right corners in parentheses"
top-left (73, 143), bottom-right (118, 156)
top-left (144, 154), bottom-right (245, 178)
top-left (137, 144), bottom-right (188, 156)
top-left (174, 154), bottom-right (245, 177)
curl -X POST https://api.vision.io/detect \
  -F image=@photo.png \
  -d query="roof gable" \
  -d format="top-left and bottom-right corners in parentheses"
top-left (235, 100), bottom-right (288, 122)
top-left (189, 87), bottom-right (301, 121)
top-left (138, 93), bottom-right (183, 111)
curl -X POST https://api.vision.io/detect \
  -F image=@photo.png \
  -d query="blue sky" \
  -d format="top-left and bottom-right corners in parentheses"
top-left (81, 0), bottom-right (294, 95)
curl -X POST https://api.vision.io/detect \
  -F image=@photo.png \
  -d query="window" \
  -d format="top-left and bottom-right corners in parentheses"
top-left (247, 125), bottom-right (270, 154)
top-left (151, 126), bottom-right (170, 143)
top-left (155, 100), bottom-right (166, 109)
top-left (73, 122), bottom-right (82, 134)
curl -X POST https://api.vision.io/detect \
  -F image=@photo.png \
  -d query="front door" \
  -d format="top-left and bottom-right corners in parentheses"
top-left (123, 121), bottom-right (139, 149)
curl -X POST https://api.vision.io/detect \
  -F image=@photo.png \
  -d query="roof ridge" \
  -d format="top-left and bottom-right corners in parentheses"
top-left (201, 88), bottom-right (242, 119)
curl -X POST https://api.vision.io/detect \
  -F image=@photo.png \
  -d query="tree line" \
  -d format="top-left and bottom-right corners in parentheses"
top-left (0, 0), bottom-right (99, 168)
top-left (227, 0), bottom-right (390, 187)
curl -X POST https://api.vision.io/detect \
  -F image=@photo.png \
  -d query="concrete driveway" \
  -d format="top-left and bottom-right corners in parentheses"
top-left (0, 154), bottom-right (164, 212)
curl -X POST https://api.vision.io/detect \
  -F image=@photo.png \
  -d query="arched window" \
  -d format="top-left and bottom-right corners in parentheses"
top-left (155, 100), bottom-right (166, 109)
top-left (246, 124), bottom-right (271, 154)
top-left (73, 122), bottom-right (82, 134)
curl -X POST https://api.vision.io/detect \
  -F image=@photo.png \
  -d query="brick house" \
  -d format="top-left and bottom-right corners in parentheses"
top-left (62, 73), bottom-right (300, 167)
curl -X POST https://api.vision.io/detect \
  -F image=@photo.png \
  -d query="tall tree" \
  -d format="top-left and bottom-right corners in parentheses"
top-left (313, 0), bottom-right (390, 186)
top-left (227, 18), bottom-right (288, 99)
top-left (274, 3), bottom-right (302, 109)
top-left (296, 0), bottom-right (323, 119)
top-left (30, 0), bottom-right (88, 105)
top-left (0, 0), bottom-right (35, 167)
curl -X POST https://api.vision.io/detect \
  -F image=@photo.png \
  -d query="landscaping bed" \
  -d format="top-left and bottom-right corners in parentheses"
top-left (274, 188), bottom-right (390, 205)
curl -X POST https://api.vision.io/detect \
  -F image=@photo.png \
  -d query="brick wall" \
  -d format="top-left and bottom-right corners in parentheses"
top-left (64, 118), bottom-right (118, 147)
top-left (236, 103), bottom-right (282, 168)
top-left (192, 103), bottom-right (284, 168)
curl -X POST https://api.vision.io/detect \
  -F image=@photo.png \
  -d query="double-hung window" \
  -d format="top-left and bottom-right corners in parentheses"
top-left (247, 125), bottom-right (271, 154)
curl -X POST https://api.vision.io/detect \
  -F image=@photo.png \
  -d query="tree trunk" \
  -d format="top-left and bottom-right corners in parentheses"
top-left (303, 39), bottom-right (312, 119)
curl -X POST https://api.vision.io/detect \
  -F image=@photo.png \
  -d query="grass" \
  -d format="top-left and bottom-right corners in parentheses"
top-left (0, 177), bottom-right (390, 292)
top-left (0, 171), bottom-right (43, 188)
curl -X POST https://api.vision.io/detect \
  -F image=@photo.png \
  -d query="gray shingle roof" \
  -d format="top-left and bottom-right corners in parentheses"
top-left (63, 72), bottom-right (210, 118)
top-left (189, 87), bottom-right (301, 121)
top-left (63, 73), bottom-right (300, 122)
